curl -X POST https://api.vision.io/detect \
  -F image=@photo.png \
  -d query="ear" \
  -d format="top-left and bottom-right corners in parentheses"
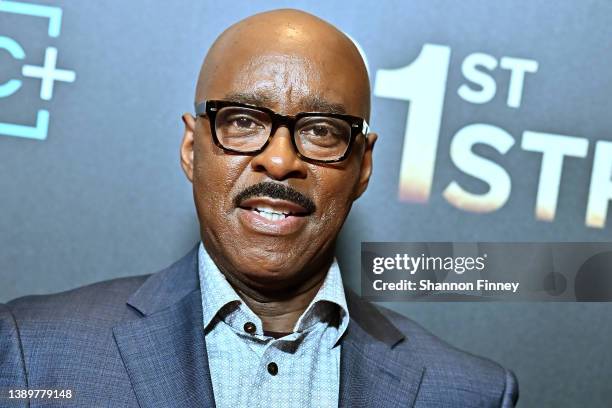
top-left (354, 132), bottom-right (378, 200)
top-left (180, 113), bottom-right (197, 182)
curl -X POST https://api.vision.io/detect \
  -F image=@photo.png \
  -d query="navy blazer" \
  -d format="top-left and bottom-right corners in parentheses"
top-left (1, 245), bottom-right (518, 407)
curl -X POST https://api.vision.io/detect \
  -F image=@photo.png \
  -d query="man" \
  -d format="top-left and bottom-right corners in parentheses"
top-left (0, 9), bottom-right (518, 408)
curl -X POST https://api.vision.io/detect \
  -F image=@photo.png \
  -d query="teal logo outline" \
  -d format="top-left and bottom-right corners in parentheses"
top-left (0, 1), bottom-right (75, 141)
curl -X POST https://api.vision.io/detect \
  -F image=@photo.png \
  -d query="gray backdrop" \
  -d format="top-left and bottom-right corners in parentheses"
top-left (1, 1), bottom-right (611, 406)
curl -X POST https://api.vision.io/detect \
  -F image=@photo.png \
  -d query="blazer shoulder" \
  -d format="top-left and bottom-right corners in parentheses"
top-left (0, 303), bottom-right (27, 389)
top-left (374, 303), bottom-right (518, 406)
top-left (376, 304), bottom-right (499, 367)
top-left (6, 274), bottom-right (150, 324)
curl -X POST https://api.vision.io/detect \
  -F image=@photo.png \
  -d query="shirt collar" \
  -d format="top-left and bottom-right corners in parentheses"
top-left (198, 242), bottom-right (350, 345)
top-left (198, 243), bottom-right (243, 331)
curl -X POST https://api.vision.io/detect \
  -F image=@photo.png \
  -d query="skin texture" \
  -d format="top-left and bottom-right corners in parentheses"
top-left (180, 9), bottom-right (377, 332)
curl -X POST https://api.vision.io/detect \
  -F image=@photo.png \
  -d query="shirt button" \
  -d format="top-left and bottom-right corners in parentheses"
top-left (243, 321), bottom-right (256, 334)
top-left (267, 362), bottom-right (278, 376)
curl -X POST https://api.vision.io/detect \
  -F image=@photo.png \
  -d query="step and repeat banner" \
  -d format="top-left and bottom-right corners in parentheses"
top-left (1, 1), bottom-right (611, 406)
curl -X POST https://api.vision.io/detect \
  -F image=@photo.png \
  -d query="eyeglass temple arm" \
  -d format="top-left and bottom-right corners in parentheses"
top-left (362, 120), bottom-right (370, 139)
top-left (194, 101), bottom-right (207, 116)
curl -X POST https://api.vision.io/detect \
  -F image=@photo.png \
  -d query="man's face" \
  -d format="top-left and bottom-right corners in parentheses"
top-left (181, 22), bottom-right (375, 293)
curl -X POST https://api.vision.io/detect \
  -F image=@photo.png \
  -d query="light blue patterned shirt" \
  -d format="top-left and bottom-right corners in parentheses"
top-left (197, 243), bottom-right (349, 408)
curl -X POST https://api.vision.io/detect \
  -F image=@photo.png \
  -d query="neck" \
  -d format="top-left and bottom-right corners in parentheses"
top-left (228, 258), bottom-right (332, 333)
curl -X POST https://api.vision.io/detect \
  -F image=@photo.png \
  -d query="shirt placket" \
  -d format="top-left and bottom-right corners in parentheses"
top-left (248, 332), bottom-right (307, 408)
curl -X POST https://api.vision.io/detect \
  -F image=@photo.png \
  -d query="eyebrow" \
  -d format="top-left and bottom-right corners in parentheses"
top-left (222, 91), bottom-right (347, 115)
top-left (301, 95), bottom-right (347, 115)
top-left (223, 91), bottom-right (275, 108)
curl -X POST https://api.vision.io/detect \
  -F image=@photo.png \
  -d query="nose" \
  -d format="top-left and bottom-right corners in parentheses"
top-left (249, 126), bottom-right (308, 180)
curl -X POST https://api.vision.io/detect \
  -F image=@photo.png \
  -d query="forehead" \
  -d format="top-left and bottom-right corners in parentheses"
top-left (200, 39), bottom-right (369, 117)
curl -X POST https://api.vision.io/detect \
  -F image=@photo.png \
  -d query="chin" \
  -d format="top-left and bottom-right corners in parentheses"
top-left (235, 255), bottom-right (304, 285)
top-left (243, 259), bottom-right (297, 279)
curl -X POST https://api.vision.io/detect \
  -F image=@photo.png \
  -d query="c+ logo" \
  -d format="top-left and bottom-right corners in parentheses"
top-left (0, 0), bottom-right (76, 141)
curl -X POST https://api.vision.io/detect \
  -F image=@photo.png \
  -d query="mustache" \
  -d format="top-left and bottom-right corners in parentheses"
top-left (233, 182), bottom-right (316, 213)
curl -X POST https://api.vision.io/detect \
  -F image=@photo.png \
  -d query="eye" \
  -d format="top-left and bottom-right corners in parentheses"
top-left (301, 124), bottom-right (341, 138)
top-left (230, 116), bottom-right (261, 129)
top-left (306, 125), bottom-right (332, 137)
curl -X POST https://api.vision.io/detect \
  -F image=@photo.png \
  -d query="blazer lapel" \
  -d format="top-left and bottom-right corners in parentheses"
top-left (339, 290), bottom-right (425, 408)
top-left (112, 245), bottom-right (216, 408)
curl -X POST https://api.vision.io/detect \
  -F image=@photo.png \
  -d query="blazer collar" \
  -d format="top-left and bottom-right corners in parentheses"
top-left (115, 244), bottom-right (423, 408)
top-left (339, 289), bottom-right (425, 408)
top-left (114, 244), bottom-right (216, 407)
top-left (125, 244), bottom-right (200, 317)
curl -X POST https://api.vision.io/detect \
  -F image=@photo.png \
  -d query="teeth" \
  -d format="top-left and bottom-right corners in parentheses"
top-left (254, 206), bottom-right (289, 218)
top-left (257, 211), bottom-right (285, 222)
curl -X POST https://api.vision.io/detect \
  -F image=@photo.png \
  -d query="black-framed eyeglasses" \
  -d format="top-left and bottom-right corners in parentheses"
top-left (194, 100), bottom-right (370, 163)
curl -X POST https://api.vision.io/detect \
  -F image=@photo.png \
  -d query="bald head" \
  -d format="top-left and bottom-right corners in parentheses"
top-left (195, 9), bottom-right (371, 119)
